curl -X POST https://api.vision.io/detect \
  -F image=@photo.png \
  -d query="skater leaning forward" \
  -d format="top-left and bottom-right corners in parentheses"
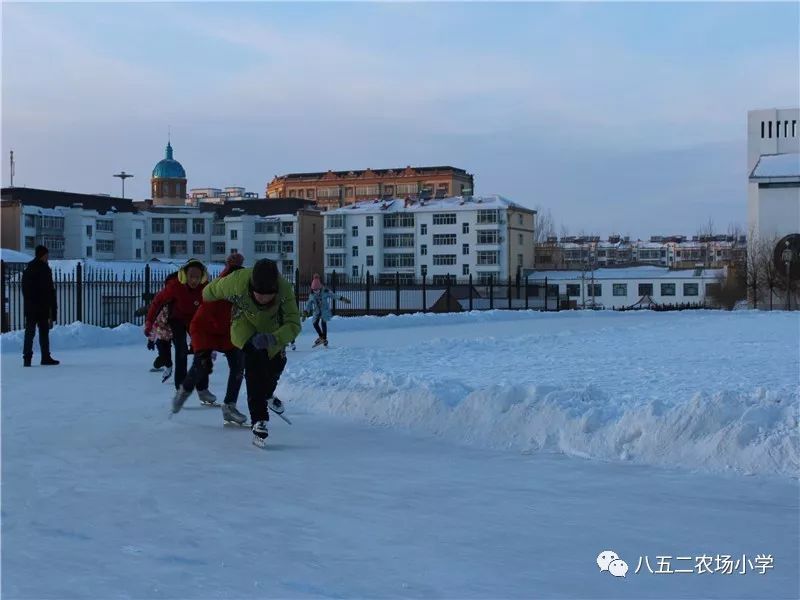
top-left (202, 258), bottom-right (301, 447)
top-left (171, 252), bottom-right (248, 426)
top-left (303, 273), bottom-right (351, 347)
top-left (145, 258), bottom-right (208, 393)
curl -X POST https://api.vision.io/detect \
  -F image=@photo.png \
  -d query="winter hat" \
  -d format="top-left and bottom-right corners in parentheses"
top-left (35, 245), bottom-right (49, 259)
top-left (310, 273), bottom-right (322, 292)
top-left (226, 251), bottom-right (244, 268)
top-left (251, 259), bottom-right (279, 294)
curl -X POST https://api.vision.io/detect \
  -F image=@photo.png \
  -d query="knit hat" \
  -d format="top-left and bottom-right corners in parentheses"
top-left (310, 273), bottom-right (322, 292)
top-left (251, 259), bottom-right (279, 294)
top-left (226, 252), bottom-right (244, 268)
top-left (35, 245), bottom-right (49, 259)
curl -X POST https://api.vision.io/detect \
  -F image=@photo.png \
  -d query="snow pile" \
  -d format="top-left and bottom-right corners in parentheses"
top-left (0, 249), bottom-right (34, 263)
top-left (0, 322), bottom-right (142, 354)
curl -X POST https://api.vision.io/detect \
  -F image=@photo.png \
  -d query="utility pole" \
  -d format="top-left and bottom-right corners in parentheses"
top-left (10, 150), bottom-right (14, 187)
top-left (113, 171), bottom-right (134, 199)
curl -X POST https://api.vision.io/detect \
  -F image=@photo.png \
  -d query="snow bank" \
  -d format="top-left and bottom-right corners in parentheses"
top-left (0, 322), bottom-right (142, 354)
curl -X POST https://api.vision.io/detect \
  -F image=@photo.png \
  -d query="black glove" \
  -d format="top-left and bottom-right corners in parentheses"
top-left (147, 339), bottom-right (156, 351)
top-left (250, 332), bottom-right (277, 350)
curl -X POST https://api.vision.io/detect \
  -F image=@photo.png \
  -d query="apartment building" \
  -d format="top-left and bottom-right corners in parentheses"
top-left (322, 195), bottom-right (535, 284)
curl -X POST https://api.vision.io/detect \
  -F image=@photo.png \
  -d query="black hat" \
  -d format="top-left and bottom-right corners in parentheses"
top-left (35, 245), bottom-right (49, 259)
top-left (251, 259), bottom-right (279, 294)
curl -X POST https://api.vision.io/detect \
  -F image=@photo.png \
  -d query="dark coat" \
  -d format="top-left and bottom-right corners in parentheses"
top-left (21, 259), bottom-right (57, 321)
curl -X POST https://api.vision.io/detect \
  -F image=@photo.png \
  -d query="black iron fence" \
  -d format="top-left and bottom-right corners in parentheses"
top-left (1, 261), bottom-right (559, 332)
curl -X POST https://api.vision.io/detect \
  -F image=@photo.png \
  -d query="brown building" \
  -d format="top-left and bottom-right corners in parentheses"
top-left (266, 166), bottom-right (474, 211)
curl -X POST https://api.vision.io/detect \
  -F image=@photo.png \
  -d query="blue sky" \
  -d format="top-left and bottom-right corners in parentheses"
top-left (2, 2), bottom-right (798, 237)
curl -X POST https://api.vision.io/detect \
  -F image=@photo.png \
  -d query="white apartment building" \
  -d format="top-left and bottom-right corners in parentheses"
top-left (323, 195), bottom-right (536, 284)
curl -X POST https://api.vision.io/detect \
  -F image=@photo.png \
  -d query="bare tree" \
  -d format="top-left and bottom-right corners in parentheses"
top-left (757, 235), bottom-right (783, 310)
top-left (533, 206), bottom-right (556, 244)
top-left (744, 227), bottom-right (762, 309)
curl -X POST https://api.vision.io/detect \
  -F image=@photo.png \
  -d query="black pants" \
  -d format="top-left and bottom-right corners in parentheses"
top-left (169, 320), bottom-right (189, 391)
top-left (181, 349), bottom-right (244, 405)
top-left (153, 339), bottom-right (173, 370)
top-left (313, 316), bottom-right (328, 339)
top-left (244, 344), bottom-right (287, 424)
top-left (23, 317), bottom-right (50, 359)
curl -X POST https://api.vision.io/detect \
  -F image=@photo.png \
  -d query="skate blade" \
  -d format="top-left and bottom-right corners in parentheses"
top-left (224, 420), bottom-right (249, 427)
top-left (199, 401), bottom-right (219, 407)
top-left (252, 438), bottom-right (268, 448)
top-left (269, 407), bottom-right (292, 425)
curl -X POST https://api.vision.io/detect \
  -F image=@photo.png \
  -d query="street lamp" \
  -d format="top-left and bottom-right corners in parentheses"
top-left (113, 171), bottom-right (134, 199)
top-left (782, 240), bottom-right (793, 310)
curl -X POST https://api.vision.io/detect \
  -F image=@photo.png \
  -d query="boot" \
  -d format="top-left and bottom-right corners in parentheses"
top-left (23, 355), bottom-right (32, 367)
top-left (41, 356), bottom-right (60, 366)
top-left (171, 387), bottom-right (191, 414)
top-left (267, 396), bottom-right (284, 415)
top-left (222, 403), bottom-right (247, 426)
top-left (252, 421), bottom-right (269, 448)
top-left (197, 389), bottom-right (218, 406)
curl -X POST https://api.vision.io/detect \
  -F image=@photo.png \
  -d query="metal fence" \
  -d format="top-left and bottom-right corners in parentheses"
top-left (1, 261), bottom-right (559, 332)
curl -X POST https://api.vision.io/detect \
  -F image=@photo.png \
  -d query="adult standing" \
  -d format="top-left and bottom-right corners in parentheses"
top-left (21, 245), bottom-right (59, 367)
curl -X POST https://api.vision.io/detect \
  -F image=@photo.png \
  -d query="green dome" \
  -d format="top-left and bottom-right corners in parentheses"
top-left (152, 142), bottom-right (186, 179)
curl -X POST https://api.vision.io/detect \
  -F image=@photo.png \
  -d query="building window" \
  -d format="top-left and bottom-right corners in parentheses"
top-left (96, 239), bottom-right (115, 253)
top-left (463, 243), bottom-right (469, 255)
top-left (463, 264), bottom-right (469, 276)
top-left (477, 230), bottom-right (499, 244)
top-left (352, 226), bottom-right (358, 238)
top-left (86, 246), bottom-right (93, 257)
top-left (307, 189), bottom-right (315, 199)
top-left (351, 265), bottom-right (359, 277)
top-left (169, 219), bottom-right (186, 234)
top-left (366, 216), bottom-right (374, 227)
top-left (785, 121), bottom-right (790, 137)
top-left (24, 214), bottom-right (36, 228)
top-left (638, 283), bottom-right (654, 296)
top-left (683, 283), bottom-right (699, 296)
top-left (366, 235), bottom-right (374, 247)
top-left (352, 246), bottom-right (359, 257)
top-left (212, 242), bottom-right (226, 255)
top-left (477, 273), bottom-right (495, 285)
top-left (193, 219), bottom-right (205, 234)
top-left (518, 234), bottom-right (523, 245)
top-left (433, 254), bottom-right (457, 266)
top-left (96, 219), bottom-right (113, 232)
top-left (421, 245), bottom-right (427, 256)
top-left (326, 254), bottom-right (345, 268)
top-left (255, 241), bottom-right (267, 253)
top-left (768, 121), bottom-right (772, 138)
top-left (477, 209), bottom-right (498, 224)
top-left (230, 248), bottom-right (238, 254)
top-left (383, 253), bottom-right (415, 268)
top-left (326, 234), bottom-right (345, 248)
top-left (420, 224), bottom-right (427, 235)
top-left (193, 240), bottom-right (205, 255)
top-left (793, 120), bottom-right (797, 137)
top-left (230, 229), bottom-right (238, 240)
top-left (326, 214), bottom-right (344, 229)
top-left (761, 121), bottom-right (765, 138)
top-left (613, 283), bottom-right (627, 296)
top-left (517, 253), bottom-right (523, 266)
top-left (24, 236), bottom-right (35, 248)
top-left (518, 214), bottom-right (523, 225)
top-left (366, 255), bottom-right (374, 267)
top-left (255, 221), bottom-right (277, 234)
top-left (588, 284), bottom-right (601, 297)
top-left (135, 229), bottom-right (142, 240)
top-left (296, 189), bottom-right (305, 198)
top-left (282, 222), bottom-right (294, 235)
top-left (477, 250), bottom-right (499, 265)
top-left (383, 213), bottom-right (415, 228)
top-left (151, 218), bottom-right (164, 234)
top-left (462, 222), bottom-right (469, 234)
top-left (432, 213), bottom-right (457, 225)
top-left (281, 241), bottom-right (294, 254)
top-left (432, 233), bottom-right (456, 246)
top-left (660, 283), bottom-right (676, 296)
top-left (135, 248), bottom-right (142, 259)
top-left (421, 264), bottom-right (428, 277)
top-left (383, 233), bottom-right (414, 247)
top-left (152, 240), bottom-right (164, 254)
top-left (212, 222), bottom-right (225, 236)
top-left (170, 240), bottom-right (188, 256)
top-left (566, 284), bottom-right (580, 296)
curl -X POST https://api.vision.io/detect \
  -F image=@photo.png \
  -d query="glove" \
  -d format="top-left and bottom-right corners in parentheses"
top-left (250, 332), bottom-right (277, 350)
top-left (147, 339), bottom-right (156, 351)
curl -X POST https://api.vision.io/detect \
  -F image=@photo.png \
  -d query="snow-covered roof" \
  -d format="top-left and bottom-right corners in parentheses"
top-left (327, 195), bottom-right (527, 215)
top-left (0, 249), bottom-right (34, 262)
top-left (530, 266), bottom-right (724, 281)
top-left (750, 153), bottom-right (800, 179)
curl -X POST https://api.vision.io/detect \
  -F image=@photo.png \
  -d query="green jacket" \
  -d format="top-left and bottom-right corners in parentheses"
top-left (202, 268), bottom-right (301, 357)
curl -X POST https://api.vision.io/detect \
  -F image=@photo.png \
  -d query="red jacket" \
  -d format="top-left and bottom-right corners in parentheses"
top-left (145, 264), bottom-right (208, 332)
top-left (188, 266), bottom-right (237, 352)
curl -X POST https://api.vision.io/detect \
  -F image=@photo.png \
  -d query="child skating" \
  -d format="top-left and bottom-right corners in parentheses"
top-left (303, 273), bottom-right (351, 348)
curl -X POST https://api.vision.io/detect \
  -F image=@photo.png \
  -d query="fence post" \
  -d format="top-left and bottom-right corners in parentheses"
top-left (545, 276), bottom-right (550, 311)
top-left (294, 268), bottom-right (300, 309)
top-left (507, 276), bottom-right (512, 310)
top-left (395, 272), bottom-right (400, 314)
top-left (144, 264), bottom-right (151, 304)
top-left (76, 262), bottom-right (83, 323)
top-left (420, 273), bottom-right (427, 313)
top-left (525, 275), bottom-right (529, 310)
top-left (489, 275), bottom-right (494, 310)
top-left (446, 275), bottom-right (452, 313)
top-left (469, 273), bottom-right (473, 311)
top-left (365, 270), bottom-right (371, 315)
top-left (0, 260), bottom-right (7, 333)
top-left (331, 271), bottom-right (337, 315)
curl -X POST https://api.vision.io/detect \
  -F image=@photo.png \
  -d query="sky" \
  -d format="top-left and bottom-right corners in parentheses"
top-left (2, 1), bottom-right (799, 238)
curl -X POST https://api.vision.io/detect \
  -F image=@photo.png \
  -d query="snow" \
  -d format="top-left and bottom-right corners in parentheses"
top-left (2, 310), bottom-right (798, 598)
top-left (534, 266), bottom-right (724, 280)
top-left (751, 153), bottom-right (800, 178)
top-left (0, 248), bottom-right (33, 263)
top-left (328, 194), bottom-right (522, 214)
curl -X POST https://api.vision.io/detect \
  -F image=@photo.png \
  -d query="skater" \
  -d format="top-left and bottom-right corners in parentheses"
top-left (202, 258), bottom-right (301, 447)
top-left (21, 245), bottom-right (59, 366)
top-left (147, 305), bottom-right (174, 376)
top-left (145, 258), bottom-right (208, 393)
top-left (172, 252), bottom-right (247, 426)
top-left (303, 273), bottom-right (351, 347)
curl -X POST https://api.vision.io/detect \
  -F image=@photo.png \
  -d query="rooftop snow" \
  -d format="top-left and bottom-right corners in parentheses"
top-left (531, 266), bottom-right (724, 280)
top-left (327, 195), bottom-right (527, 215)
top-left (750, 153), bottom-right (800, 179)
